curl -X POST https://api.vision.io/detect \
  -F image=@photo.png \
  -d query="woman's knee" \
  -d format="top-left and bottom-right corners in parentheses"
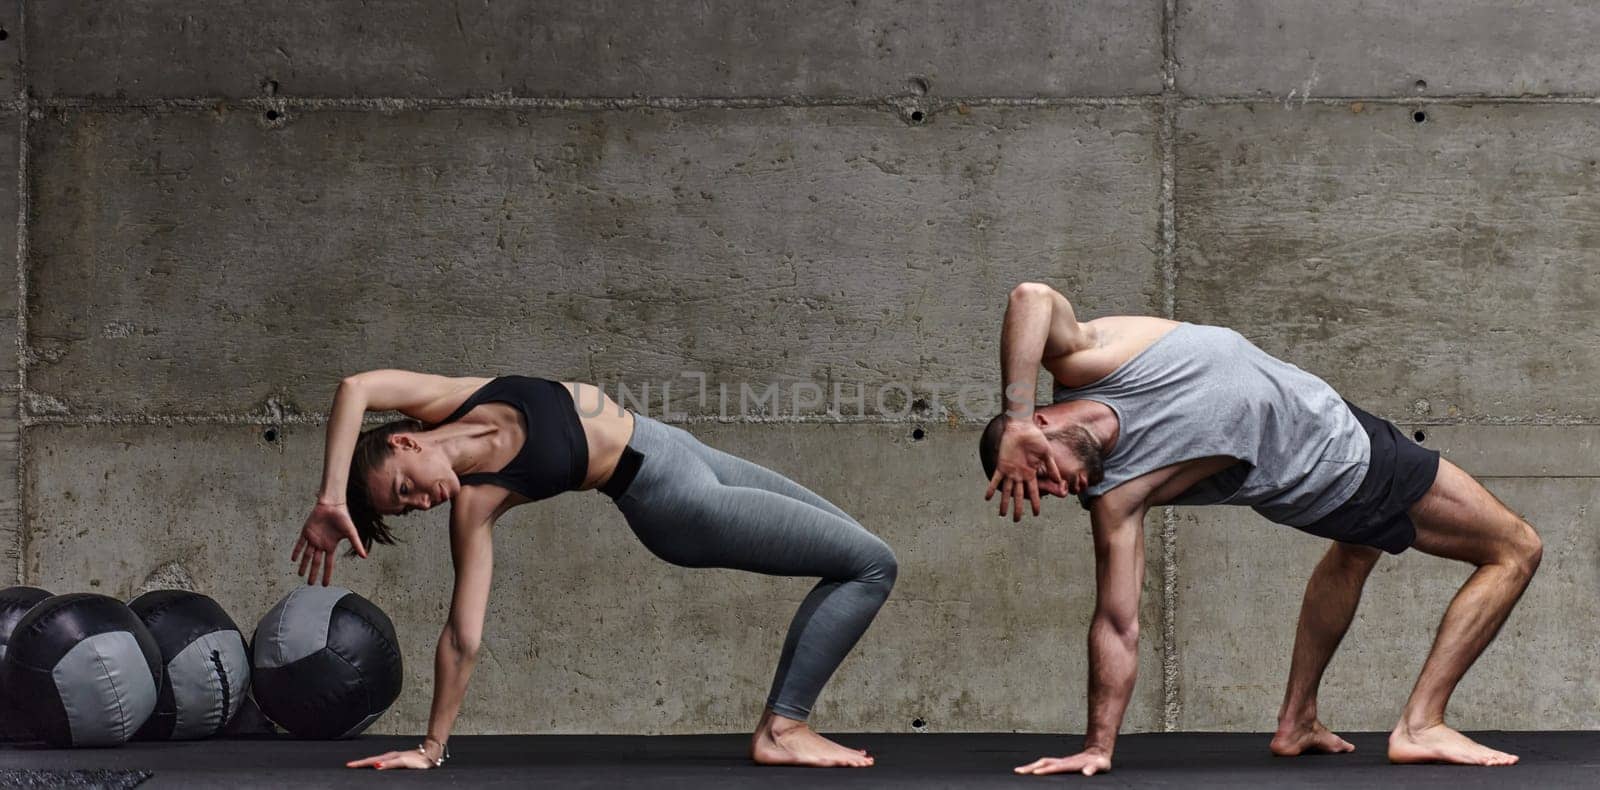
top-left (857, 538), bottom-right (898, 591)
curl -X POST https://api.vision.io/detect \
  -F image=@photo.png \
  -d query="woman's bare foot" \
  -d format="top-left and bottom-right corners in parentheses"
top-left (751, 711), bottom-right (874, 768)
top-left (1270, 719), bottom-right (1355, 756)
top-left (1389, 723), bottom-right (1519, 766)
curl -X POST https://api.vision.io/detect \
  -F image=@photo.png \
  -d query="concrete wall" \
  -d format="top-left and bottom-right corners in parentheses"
top-left (10, 1), bottom-right (1598, 735)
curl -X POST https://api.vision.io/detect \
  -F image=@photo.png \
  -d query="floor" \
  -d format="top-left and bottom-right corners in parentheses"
top-left (3, 731), bottom-right (1596, 788)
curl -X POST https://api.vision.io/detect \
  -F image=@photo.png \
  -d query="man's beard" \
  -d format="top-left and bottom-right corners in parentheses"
top-left (1064, 425), bottom-right (1105, 485)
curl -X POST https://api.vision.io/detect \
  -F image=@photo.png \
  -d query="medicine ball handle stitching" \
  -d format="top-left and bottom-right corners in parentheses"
top-left (91, 649), bottom-right (130, 743)
top-left (210, 648), bottom-right (231, 731)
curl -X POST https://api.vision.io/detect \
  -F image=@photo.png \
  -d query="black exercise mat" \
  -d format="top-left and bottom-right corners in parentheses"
top-left (2, 732), bottom-right (1595, 788)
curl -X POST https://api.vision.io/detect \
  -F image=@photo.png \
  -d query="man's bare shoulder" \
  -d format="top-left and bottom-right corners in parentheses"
top-left (1047, 316), bottom-right (1181, 390)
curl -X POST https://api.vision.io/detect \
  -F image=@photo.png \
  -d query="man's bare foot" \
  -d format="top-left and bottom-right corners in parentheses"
top-left (751, 714), bottom-right (873, 768)
top-left (1389, 723), bottom-right (1519, 766)
top-left (1270, 719), bottom-right (1355, 756)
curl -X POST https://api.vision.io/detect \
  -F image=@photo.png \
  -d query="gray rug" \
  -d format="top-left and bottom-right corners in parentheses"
top-left (0, 769), bottom-right (152, 789)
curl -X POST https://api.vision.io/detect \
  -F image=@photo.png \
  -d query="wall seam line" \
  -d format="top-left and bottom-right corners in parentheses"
top-left (36, 95), bottom-right (1161, 112)
top-left (1160, 506), bottom-right (1180, 732)
top-left (25, 94), bottom-right (1600, 112)
top-left (1159, 0), bottom-right (1181, 734)
top-left (13, 0), bottom-right (28, 586)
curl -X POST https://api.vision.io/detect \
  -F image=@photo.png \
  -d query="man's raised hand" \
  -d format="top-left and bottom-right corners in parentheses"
top-left (985, 418), bottom-right (1064, 522)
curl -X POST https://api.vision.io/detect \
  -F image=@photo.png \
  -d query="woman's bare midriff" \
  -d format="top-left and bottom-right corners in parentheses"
top-left (563, 382), bottom-right (637, 490)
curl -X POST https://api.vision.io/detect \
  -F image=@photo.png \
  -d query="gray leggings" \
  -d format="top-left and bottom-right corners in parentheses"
top-left (609, 414), bottom-right (897, 721)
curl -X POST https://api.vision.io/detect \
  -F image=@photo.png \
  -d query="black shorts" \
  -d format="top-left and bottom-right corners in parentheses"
top-left (1296, 401), bottom-right (1440, 554)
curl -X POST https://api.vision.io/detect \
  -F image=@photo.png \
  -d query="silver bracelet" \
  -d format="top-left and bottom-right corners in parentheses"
top-left (417, 737), bottom-right (450, 767)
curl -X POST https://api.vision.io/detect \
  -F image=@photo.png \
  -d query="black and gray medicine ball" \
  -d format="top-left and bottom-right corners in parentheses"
top-left (128, 590), bottom-right (250, 740)
top-left (250, 586), bottom-right (403, 739)
top-left (0, 593), bottom-right (162, 747)
top-left (0, 586), bottom-right (52, 740)
top-left (0, 587), bottom-right (51, 658)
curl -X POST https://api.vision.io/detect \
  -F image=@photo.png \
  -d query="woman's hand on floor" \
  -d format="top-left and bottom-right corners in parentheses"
top-left (346, 748), bottom-right (435, 770)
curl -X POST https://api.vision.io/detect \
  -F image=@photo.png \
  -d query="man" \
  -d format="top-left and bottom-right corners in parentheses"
top-left (981, 282), bottom-right (1542, 776)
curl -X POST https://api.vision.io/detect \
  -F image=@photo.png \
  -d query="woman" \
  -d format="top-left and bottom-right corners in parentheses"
top-left (290, 370), bottom-right (896, 770)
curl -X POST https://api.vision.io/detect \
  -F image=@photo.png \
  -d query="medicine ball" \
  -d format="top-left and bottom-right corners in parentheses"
top-left (0, 586), bottom-right (52, 740)
top-left (0, 587), bottom-right (51, 658)
top-left (128, 590), bottom-right (250, 740)
top-left (250, 586), bottom-right (402, 739)
top-left (1, 593), bottom-right (162, 746)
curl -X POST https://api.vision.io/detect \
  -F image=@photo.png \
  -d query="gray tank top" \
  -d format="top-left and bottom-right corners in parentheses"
top-left (1052, 323), bottom-right (1369, 526)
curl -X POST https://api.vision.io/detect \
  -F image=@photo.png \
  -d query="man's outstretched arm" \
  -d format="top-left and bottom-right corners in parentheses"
top-left (1085, 503), bottom-right (1145, 754)
top-left (1015, 501), bottom-right (1145, 777)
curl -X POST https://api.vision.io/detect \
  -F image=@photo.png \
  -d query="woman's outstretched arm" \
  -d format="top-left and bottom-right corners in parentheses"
top-left (292, 369), bottom-right (486, 585)
top-left (346, 504), bottom-right (496, 771)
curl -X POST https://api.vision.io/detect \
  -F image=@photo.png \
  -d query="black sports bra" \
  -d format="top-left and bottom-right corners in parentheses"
top-left (438, 376), bottom-right (589, 502)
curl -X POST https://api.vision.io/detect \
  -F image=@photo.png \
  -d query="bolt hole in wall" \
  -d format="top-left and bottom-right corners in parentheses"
top-left (265, 109), bottom-right (281, 121)
top-left (1413, 430), bottom-right (1426, 443)
top-left (0, 27), bottom-right (9, 41)
top-left (263, 427), bottom-right (280, 443)
top-left (911, 718), bottom-right (927, 730)
top-left (909, 110), bottom-right (926, 123)
top-left (1412, 109), bottom-right (1428, 124)
top-left (1414, 79), bottom-right (1428, 92)
top-left (911, 427), bottom-right (926, 441)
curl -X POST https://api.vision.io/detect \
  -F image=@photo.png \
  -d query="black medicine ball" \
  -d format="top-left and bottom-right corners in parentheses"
top-left (0, 586), bottom-right (52, 741)
top-left (129, 590), bottom-right (251, 740)
top-left (0, 586), bottom-right (51, 656)
top-left (250, 586), bottom-right (403, 739)
top-left (0, 593), bottom-right (162, 746)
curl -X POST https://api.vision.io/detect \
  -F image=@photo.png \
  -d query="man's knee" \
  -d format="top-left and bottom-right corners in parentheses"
top-left (1507, 521), bottom-right (1543, 580)
top-left (1480, 518), bottom-right (1543, 582)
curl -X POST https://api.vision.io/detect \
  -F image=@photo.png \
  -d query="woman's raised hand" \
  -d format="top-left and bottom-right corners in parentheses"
top-left (291, 501), bottom-right (365, 586)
